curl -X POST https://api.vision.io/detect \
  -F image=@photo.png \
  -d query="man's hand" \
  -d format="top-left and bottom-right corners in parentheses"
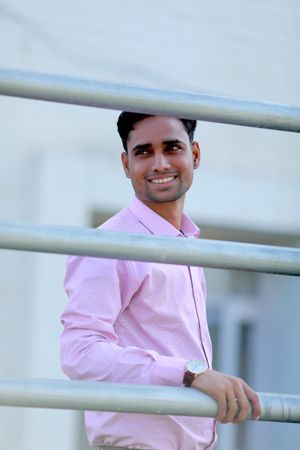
top-left (191, 369), bottom-right (261, 424)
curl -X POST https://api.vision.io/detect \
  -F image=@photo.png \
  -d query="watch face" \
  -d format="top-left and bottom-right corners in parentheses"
top-left (186, 359), bottom-right (206, 374)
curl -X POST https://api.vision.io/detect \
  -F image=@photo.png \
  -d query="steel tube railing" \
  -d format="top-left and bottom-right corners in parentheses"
top-left (0, 68), bottom-right (300, 132)
top-left (0, 378), bottom-right (299, 423)
top-left (0, 222), bottom-right (299, 275)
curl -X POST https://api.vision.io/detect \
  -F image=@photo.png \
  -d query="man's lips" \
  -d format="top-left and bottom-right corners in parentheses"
top-left (148, 175), bottom-right (178, 184)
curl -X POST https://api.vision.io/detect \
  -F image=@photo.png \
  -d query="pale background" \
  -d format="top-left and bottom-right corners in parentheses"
top-left (0, 1), bottom-right (299, 449)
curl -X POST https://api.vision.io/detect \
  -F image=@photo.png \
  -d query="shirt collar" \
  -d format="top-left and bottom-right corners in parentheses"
top-left (128, 196), bottom-right (200, 238)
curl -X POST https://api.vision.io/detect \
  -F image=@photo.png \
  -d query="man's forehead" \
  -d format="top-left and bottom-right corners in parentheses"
top-left (127, 116), bottom-right (188, 146)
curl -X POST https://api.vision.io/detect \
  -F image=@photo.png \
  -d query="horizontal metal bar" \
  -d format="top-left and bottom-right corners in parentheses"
top-left (0, 68), bottom-right (300, 132)
top-left (0, 222), bottom-right (299, 275)
top-left (0, 378), bottom-right (299, 423)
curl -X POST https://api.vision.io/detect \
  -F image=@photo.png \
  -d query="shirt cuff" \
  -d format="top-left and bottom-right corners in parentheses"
top-left (151, 354), bottom-right (187, 386)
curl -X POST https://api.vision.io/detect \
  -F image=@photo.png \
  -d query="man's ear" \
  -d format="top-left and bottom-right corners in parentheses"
top-left (192, 142), bottom-right (201, 169)
top-left (121, 152), bottom-right (130, 178)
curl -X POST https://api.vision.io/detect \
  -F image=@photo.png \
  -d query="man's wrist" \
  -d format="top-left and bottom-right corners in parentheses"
top-left (183, 359), bottom-right (207, 387)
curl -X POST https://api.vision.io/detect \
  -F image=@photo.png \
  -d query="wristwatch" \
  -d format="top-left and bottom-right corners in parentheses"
top-left (183, 359), bottom-right (207, 387)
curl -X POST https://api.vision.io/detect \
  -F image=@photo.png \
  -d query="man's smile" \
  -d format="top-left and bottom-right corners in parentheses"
top-left (148, 175), bottom-right (178, 184)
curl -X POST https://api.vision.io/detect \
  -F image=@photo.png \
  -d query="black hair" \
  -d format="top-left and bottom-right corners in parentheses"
top-left (117, 112), bottom-right (197, 152)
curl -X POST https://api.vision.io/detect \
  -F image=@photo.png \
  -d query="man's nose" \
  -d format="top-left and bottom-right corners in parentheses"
top-left (152, 152), bottom-right (171, 172)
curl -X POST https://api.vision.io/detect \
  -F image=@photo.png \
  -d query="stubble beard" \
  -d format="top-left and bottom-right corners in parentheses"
top-left (144, 182), bottom-right (188, 204)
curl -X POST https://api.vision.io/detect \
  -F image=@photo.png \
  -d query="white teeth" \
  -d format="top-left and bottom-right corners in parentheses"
top-left (151, 176), bottom-right (175, 184)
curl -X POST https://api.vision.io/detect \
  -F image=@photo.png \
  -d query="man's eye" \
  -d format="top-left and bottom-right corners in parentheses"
top-left (135, 149), bottom-right (149, 156)
top-left (168, 145), bottom-right (181, 151)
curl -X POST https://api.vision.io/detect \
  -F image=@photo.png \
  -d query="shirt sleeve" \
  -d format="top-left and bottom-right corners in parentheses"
top-left (60, 255), bottom-right (186, 386)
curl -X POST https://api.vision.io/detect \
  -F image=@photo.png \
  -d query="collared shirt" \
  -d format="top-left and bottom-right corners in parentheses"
top-left (61, 196), bottom-right (216, 450)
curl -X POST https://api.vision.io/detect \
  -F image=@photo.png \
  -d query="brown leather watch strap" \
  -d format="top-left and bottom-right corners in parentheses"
top-left (183, 370), bottom-right (195, 387)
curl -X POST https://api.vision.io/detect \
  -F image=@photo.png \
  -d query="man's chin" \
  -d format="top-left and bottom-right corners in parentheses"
top-left (146, 193), bottom-right (184, 204)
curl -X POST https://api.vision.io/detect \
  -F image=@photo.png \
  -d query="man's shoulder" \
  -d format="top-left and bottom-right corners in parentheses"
top-left (98, 206), bottom-right (143, 233)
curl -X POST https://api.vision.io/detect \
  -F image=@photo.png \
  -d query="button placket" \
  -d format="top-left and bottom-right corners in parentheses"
top-left (187, 265), bottom-right (210, 367)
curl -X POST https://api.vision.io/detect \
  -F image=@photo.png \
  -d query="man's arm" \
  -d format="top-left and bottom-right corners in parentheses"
top-left (61, 255), bottom-right (186, 386)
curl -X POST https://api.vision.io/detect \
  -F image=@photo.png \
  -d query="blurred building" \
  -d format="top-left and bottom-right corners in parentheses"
top-left (0, 1), bottom-right (299, 449)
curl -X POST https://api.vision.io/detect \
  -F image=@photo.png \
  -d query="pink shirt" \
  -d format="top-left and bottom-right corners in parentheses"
top-left (61, 196), bottom-right (216, 449)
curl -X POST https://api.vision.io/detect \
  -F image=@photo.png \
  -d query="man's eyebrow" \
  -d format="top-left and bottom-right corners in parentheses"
top-left (132, 143), bottom-right (151, 152)
top-left (162, 139), bottom-right (184, 145)
top-left (131, 139), bottom-right (185, 152)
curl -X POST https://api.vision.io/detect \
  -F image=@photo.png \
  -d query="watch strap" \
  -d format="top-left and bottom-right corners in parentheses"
top-left (183, 370), bottom-right (195, 387)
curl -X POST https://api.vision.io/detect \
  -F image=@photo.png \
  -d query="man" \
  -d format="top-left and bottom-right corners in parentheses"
top-left (61, 113), bottom-right (261, 450)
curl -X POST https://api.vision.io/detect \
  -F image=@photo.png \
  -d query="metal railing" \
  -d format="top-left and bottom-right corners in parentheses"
top-left (0, 68), bottom-right (300, 132)
top-left (0, 222), bottom-right (299, 276)
top-left (0, 378), bottom-right (299, 423)
top-left (0, 67), bottom-right (300, 424)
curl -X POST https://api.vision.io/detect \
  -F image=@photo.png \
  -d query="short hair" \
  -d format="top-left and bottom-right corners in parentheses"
top-left (117, 112), bottom-right (197, 152)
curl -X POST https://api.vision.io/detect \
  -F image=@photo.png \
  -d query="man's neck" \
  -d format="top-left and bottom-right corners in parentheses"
top-left (141, 198), bottom-right (185, 230)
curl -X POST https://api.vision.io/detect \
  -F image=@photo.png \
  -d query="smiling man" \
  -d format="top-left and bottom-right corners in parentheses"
top-left (60, 113), bottom-right (260, 450)
top-left (120, 115), bottom-right (200, 230)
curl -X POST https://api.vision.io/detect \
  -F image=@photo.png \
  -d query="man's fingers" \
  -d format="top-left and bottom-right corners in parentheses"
top-left (232, 384), bottom-right (261, 423)
top-left (215, 396), bottom-right (227, 422)
top-left (223, 396), bottom-right (240, 423)
top-left (243, 385), bottom-right (261, 420)
top-left (223, 384), bottom-right (256, 424)
top-left (232, 396), bottom-right (250, 423)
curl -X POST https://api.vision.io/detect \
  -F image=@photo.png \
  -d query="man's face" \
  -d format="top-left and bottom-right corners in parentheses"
top-left (121, 116), bottom-right (200, 208)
